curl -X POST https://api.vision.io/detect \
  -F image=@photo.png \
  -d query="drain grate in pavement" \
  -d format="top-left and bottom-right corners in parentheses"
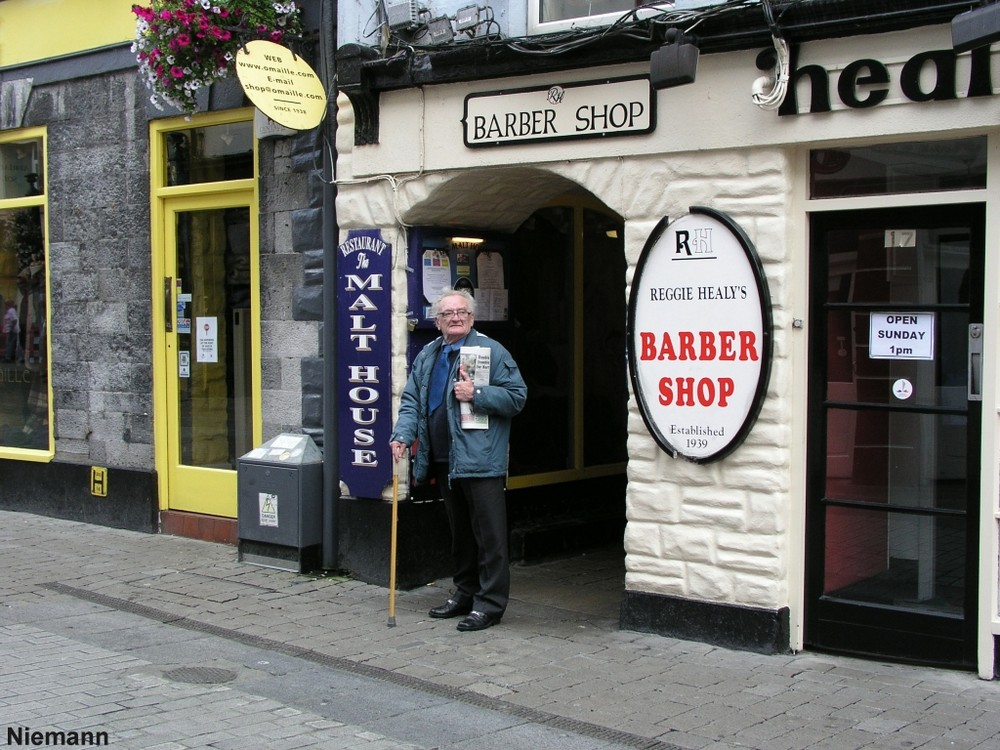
top-left (163, 666), bottom-right (237, 684)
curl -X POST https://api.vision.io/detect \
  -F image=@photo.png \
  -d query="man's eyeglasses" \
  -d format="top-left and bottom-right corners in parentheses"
top-left (436, 309), bottom-right (472, 320)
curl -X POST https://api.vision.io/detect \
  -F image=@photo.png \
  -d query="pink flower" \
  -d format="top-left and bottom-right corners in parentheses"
top-left (171, 66), bottom-right (185, 78)
top-left (176, 33), bottom-right (190, 46)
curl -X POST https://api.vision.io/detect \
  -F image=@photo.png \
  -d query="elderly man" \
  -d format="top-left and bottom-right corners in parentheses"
top-left (390, 288), bottom-right (527, 631)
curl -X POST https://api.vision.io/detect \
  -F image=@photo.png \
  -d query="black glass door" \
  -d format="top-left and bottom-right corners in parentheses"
top-left (807, 204), bottom-right (982, 668)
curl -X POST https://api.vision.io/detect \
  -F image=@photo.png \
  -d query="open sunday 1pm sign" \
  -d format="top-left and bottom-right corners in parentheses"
top-left (869, 312), bottom-right (935, 360)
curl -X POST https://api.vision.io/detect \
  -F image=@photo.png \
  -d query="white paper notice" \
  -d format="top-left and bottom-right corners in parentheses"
top-left (475, 289), bottom-right (509, 321)
top-left (869, 312), bottom-right (934, 360)
top-left (272, 434), bottom-right (306, 450)
top-left (477, 251), bottom-right (504, 289)
top-left (196, 317), bottom-right (219, 363)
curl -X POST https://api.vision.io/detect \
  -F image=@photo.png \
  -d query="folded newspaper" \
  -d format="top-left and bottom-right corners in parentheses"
top-left (459, 346), bottom-right (490, 429)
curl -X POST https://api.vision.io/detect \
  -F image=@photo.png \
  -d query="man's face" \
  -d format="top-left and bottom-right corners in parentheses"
top-left (435, 294), bottom-right (474, 343)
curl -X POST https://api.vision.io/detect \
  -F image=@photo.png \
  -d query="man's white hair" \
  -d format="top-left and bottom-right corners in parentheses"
top-left (432, 287), bottom-right (476, 316)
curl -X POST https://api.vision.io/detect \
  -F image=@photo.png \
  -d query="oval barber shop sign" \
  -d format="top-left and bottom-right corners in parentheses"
top-left (627, 207), bottom-right (772, 463)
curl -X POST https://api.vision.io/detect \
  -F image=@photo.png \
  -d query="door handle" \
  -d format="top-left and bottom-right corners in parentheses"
top-left (968, 323), bottom-right (982, 401)
top-left (164, 276), bottom-right (173, 332)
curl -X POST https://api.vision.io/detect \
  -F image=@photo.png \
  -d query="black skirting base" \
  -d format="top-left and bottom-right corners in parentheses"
top-left (620, 589), bottom-right (791, 655)
top-left (337, 495), bottom-right (452, 590)
top-left (0, 460), bottom-right (158, 533)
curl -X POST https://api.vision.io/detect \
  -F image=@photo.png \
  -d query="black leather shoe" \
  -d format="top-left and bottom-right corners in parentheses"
top-left (429, 598), bottom-right (472, 619)
top-left (456, 610), bottom-right (502, 632)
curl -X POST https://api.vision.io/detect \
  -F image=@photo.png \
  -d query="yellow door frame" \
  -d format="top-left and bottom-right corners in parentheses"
top-left (149, 109), bottom-right (262, 518)
top-left (0, 126), bottom-right (54, 462)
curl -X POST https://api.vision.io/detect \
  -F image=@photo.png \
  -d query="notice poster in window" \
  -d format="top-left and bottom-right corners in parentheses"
top-left (422, 250), bottom-right (452, 313)
top-left (477, 251), bottom-right (504, 289)
top-left (475, 251), bottom-right (507, 321)
top-left (196, 316), bottom-right (219, 363)
top-left (869, 313), bottom-right (935, 360)
top-left (475, 289), bottom-right (509, 321)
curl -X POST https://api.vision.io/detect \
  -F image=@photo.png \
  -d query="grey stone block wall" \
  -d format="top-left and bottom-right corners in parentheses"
top-left (24, 70), bottom-right (154, 470)
top-left (257, 127), bottom-right (324, 443)
top-left (13, 62), bottom-right (325, 469)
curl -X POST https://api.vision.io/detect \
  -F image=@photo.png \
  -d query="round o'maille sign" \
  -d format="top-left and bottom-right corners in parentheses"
top-left (627, 207), bottom-right (772, 463)
top-left (236, 40), bottom-right (327, 131)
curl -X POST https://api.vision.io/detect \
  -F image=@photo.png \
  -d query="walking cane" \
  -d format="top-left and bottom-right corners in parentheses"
top-left (387, 464), bottom-right (399, 627)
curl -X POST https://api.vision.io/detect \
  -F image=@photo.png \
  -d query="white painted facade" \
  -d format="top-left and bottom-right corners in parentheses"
top-left (335, 22), bottom-right (1000, 676)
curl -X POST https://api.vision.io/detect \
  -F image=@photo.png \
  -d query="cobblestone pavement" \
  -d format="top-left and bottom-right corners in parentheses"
top-left (2, 510), bottom-right (1000, 750)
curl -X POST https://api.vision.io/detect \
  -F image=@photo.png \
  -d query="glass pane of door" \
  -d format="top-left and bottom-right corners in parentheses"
top-left (176, 206), bottom-right (252, 469)
top-left (808, 204), bottom-right (981, 667)
top-left (823, 505), bottom-right (966, 614)
top-left (167, 203), bottom-right (252, 515)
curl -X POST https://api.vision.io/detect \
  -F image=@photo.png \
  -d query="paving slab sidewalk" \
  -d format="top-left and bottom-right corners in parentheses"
top-left (2, 510), bottom-right (1000, 750)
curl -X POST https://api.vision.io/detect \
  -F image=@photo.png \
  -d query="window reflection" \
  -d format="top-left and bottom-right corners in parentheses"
top-left (810, 137), bottom-right (986, 198)
top-left (166, 121), bottom-right (253, 186)
top-left (540, 0), bottom-right (637, 22)
top-left (0, 205), bottom-right (49, 450)
top-left (0, 139), bottom-right (44, 200)
top-left (824, 506), bottom-right (964, 616)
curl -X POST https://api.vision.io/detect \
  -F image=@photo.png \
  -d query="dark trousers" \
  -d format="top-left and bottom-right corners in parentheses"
top-left (434, 465), bottom-right (510, 616)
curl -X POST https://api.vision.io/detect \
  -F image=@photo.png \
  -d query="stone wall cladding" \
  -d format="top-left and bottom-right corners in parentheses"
top-left (336, 107), bottom-right (794, 614)
top-left (618, 150), bottom-right (792, 611)
top-left (27, 71), bottom-right (154, 469)
top-left (258, 133), bottom-right (321, 441)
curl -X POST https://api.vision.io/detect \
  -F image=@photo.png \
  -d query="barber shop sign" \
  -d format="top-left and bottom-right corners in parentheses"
top-left (627, 207), bottom-right (773, 463)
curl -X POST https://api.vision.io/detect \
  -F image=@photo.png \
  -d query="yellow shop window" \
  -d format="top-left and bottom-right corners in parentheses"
top-left (0, 133), bottom-right (51, 455)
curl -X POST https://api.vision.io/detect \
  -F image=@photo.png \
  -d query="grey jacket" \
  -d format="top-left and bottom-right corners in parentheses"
top-left (390, 329), bottom-right (527, 484)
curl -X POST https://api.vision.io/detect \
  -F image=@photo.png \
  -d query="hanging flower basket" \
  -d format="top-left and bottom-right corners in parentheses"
top-left (131, 0), bottom-right (303, 115)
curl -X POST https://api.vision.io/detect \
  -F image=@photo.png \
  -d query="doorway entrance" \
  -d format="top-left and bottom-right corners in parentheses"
top-left (505, 199), bottom-right (629, 561)
top-left (151, 114), bottom-right (260, 520)
top-left (806, 203), bottom-right (983, 668)
top-left (162, 198), bottom-right (254, 516)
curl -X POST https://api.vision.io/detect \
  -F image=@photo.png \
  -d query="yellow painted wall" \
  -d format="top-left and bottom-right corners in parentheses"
top-left (0, 0), bottom-right (137, 68)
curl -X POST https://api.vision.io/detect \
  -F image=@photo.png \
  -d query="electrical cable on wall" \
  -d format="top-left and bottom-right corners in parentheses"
top-left (751, 0), bottom-right (790, 110)
top-left (374, 0), bottom-right (784, 56)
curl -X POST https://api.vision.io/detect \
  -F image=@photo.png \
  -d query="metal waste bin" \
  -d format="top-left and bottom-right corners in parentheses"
top-left (237, 433), bottom-right (322, 572)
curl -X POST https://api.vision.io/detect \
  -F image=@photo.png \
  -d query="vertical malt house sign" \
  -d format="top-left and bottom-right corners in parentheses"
top-left (628, 207), bottom-right (773, 463)
top-left (337, 230), bottom-right (392, 498)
